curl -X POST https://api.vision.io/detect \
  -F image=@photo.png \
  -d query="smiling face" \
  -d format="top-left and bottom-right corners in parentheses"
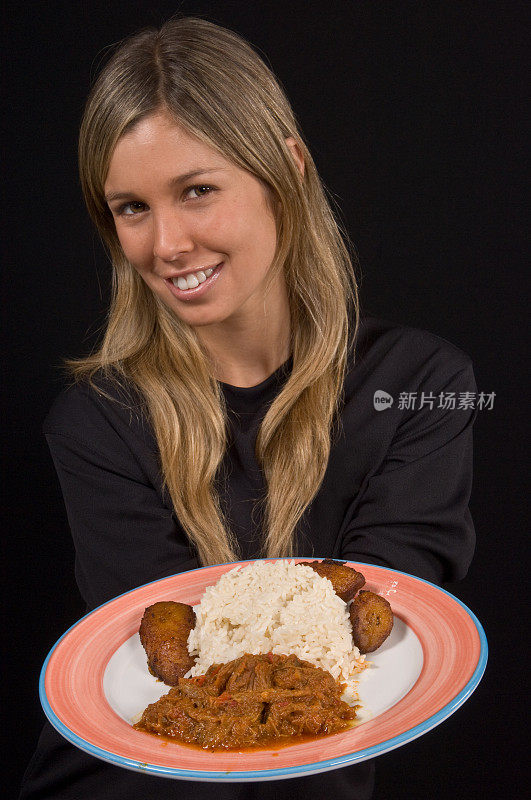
top-left (104, 111), bottom-right (285, 336)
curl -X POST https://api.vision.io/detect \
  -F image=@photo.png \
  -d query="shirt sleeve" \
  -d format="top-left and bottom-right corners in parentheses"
top-left (44, 389), bottom-right (199, 610)
top-left (339, 360), bottom-right (477, 585)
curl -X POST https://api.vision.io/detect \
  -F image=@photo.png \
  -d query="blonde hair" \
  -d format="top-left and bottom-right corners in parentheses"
top-left (72, 16), bottom-right (359, 565)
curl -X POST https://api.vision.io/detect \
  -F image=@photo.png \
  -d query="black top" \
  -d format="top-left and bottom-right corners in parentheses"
top-left (20, 315), bottom-right (476, 800)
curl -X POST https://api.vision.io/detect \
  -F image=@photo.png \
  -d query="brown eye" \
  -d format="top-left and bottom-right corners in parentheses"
top-left (186, 185), bottom-right (213, 199)
top-left (127, 202), bottom-right (146, 214)
top-left (118, 201), bottom-right (146, 216)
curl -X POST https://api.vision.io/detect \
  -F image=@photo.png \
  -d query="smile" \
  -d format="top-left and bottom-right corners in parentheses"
top-left (165, 262), bottom-right (224, 299)
top-left (172, 265), bottom-right (216, 290)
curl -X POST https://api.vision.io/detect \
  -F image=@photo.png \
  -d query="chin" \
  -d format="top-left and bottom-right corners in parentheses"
top-left (169, 305), bottom-right (234, 329)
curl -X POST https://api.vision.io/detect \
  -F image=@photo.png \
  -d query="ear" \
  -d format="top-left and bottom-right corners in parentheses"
top-left (285, 136), bottom-right (305, 177)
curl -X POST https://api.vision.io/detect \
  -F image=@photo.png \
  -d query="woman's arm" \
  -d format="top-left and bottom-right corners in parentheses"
top-left (338, 361), bottom-right (477, 585)
top-left (44, 383), bottom-right (199, 610)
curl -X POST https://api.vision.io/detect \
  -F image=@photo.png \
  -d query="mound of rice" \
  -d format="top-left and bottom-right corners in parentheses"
top-left (186, 560), bottom-right (366, 702)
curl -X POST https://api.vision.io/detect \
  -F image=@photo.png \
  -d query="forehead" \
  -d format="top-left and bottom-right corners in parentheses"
top-left (105, 111), bottom-right (230, 190)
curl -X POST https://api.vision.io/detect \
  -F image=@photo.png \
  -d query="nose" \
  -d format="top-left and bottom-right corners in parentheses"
top-left (152, 208), bottom-right (194, 262)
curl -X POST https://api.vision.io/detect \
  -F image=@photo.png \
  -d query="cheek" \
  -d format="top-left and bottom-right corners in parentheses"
top-left (208, 199), bottom-right (277, 257)
top-left (244, 211), bottom-right (278, 265)
top-left (116, 226), bottom-right (152, 265)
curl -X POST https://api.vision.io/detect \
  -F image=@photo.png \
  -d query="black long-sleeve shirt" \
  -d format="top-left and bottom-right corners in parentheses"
top-left (20, 315), bottom-right (476, 799)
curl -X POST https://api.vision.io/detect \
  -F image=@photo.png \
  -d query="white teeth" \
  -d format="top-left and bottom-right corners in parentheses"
top-left (186, 273), bottom-right (200, 288)
top-left (171, 265), bottom-right (218, 290)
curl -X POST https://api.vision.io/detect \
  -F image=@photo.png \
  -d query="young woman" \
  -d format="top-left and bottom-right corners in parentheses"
top-left (20, 16), bottom-right (476, 800)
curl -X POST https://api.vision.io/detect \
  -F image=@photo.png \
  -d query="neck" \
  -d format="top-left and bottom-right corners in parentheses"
top-left (198, 309), bottom-right (291, 389)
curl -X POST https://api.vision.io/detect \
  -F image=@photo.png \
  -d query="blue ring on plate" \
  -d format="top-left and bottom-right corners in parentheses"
top-left (39, 560), bottom-right (488, 782)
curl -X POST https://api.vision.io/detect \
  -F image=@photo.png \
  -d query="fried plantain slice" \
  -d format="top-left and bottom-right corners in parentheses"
top-left (349, 590), bottom-right (394, 654)
top-left (139, 601), bottom-right (196, 685)
top-left (299, 559), bottom-right (366, 602)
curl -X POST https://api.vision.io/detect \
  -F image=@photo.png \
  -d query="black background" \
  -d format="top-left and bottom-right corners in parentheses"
top-left (3, 1), bottom-right (527, 797)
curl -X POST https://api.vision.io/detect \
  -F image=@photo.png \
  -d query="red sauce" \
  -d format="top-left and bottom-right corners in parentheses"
top-left (141, 719), bottom-right (360, 753)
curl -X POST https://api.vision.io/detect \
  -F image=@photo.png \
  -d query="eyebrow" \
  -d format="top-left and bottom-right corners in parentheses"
top-left (104, 168), bottom-right (227, 203)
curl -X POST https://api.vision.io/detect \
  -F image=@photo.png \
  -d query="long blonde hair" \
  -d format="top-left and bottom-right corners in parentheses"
top-left (72, 16), bottom-right (359, 565)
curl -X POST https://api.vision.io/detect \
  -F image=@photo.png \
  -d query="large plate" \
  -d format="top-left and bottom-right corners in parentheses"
top-left (40, 559), bottom-right (487, 782)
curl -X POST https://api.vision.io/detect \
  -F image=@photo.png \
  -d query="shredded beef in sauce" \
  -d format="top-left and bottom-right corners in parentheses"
top-left (134, 652), bottom-right (358, 749)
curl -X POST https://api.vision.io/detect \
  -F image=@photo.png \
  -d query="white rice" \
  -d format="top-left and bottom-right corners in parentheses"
top-left (186, 560), bottom-right (365, 703)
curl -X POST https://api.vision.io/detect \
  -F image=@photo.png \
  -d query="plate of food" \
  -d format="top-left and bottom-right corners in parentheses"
top-left (39, 558), bottom-right (487, 782)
